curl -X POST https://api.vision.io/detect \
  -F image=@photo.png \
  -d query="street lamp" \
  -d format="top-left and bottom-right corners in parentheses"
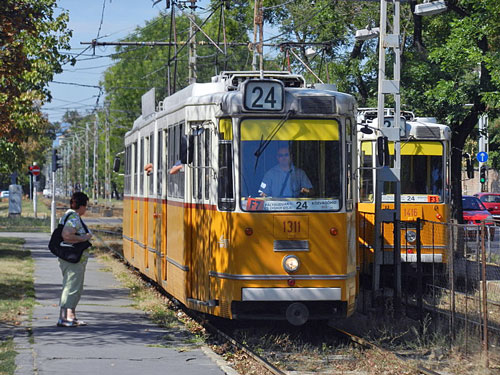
top-left (305, 47), bottom-right (317, 59)
top-left (414, 0), bottom-right (447, 16)
top-left (355, 26), bottom-right (380, 41)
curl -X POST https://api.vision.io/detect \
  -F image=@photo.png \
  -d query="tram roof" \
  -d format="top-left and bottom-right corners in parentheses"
top-left (357, 119), bottom-right (451, 141)
top-left (127, 71), bottom-right (356, 135)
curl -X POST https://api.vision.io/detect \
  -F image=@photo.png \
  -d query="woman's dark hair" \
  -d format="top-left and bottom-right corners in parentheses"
top-left (70, 192), bottom-right (89, 209)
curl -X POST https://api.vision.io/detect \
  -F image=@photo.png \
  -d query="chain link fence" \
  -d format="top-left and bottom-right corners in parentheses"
top-left (358, 215), bottom-right (500, 364)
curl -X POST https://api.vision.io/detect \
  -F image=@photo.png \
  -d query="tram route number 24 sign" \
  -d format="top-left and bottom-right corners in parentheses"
top-left (243, 80), bottom-right (284, 111)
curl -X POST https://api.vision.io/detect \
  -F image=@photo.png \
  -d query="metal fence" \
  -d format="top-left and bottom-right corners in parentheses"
top-left (358, 215), bottom-right (500, 364)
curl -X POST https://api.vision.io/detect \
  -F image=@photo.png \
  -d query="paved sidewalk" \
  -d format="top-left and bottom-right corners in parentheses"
top-left (0, 233), bottom-right (235, 375)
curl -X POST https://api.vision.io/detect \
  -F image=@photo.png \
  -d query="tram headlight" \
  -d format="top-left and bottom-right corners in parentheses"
top-left (406, 230), bottom-right (417, 243)
top-left (283, 255), bottom-right (300, 273)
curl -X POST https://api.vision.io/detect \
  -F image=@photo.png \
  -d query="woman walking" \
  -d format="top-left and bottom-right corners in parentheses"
top-left (57, 192), bottom-right (92, 327)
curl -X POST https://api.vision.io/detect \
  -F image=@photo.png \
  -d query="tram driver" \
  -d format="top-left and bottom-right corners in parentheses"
top-left (258, 145), bottom-right (312, 198)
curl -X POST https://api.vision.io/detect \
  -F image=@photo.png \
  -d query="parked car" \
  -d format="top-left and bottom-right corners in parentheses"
top-left (474, 192), bottom-right (500, 223)
top-left (0, 191), bottom-right (9, 198)
top-left (463, 195), bottom-right (495, 240)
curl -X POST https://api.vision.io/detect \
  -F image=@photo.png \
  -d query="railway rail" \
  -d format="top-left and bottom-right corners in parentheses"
top-left (90, 227), bottom-right (444, 375)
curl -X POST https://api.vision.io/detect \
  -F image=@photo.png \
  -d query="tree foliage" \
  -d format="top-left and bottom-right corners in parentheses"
top-left (264, 0), bottom-right (499, 220)
top-left (55, 0), bottom-right (500, 217)
top-left (101, 6), bottom-right (251, 131)
top-left (0, 0), bottom-right (72, 176)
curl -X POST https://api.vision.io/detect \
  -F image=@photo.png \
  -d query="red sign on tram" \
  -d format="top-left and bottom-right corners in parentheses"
top-left (31, 165), bottom-right (40, 176)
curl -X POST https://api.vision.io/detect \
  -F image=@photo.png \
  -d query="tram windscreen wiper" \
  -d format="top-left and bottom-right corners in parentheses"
top-left (254, 109), bottom-right (294, 171)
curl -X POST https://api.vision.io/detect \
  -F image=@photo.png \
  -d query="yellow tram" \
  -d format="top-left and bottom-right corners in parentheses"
top-left (122, 71), bottom-right (358, 325)
top-left (357, 108), bottom-right (451, 269)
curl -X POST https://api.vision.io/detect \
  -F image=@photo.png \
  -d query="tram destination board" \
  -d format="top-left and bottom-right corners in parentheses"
top-left (243, 79), bottom-right (284, 111)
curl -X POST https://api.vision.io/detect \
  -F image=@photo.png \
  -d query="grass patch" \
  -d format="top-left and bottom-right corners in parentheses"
top-left (0, 200), bottom-right (50, 232)
top-left (0, 339), bottom-right (16, 375)
top-left (0, 216), bottom-right (50, 233)
top-left (0, 237), bottom-right (34, 375)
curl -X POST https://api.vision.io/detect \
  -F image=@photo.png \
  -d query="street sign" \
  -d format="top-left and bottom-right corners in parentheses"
top-left (31, 165), bottom-right (40, 176)
top-left (477, 151), bottom-right (488, 163)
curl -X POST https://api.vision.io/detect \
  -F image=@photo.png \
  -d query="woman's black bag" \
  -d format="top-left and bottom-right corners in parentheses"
top-left (48, 214), bottom-right (92, 263)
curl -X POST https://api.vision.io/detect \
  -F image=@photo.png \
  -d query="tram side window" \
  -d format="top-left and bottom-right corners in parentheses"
top-left (218, 118), bottom-right (234, 211)
top-left (218, 141), bottom-right (234, 210)
top-left (345, 118), bottom-right (354, 210)
top-left (124, 145), bottom-right (130, 195)
top-left (157, 130), bottom-right (164, 197)
top-left (177, 124), bottom-right (185, 198)
top-left (149, 132), bottom-right (154, 195)
top-left (132, 142), bottom-right (138, 195)
top-left (197, 130), bottom-right (203, 200)
top-left (167, 124), bottom-right (185, 199)
top-left (167, 127), bottom-right (173, 195)
top-left (360, 141), bottom-right (374, 202)
top-left (205, 130), bottom-right (211, 200)
top-left (346, 141), bottom-right (353, 210)
top-left (140, 138), bottom-right (144, 195)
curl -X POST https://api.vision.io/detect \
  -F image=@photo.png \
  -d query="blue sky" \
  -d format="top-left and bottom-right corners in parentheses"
top-left (43, 0), bottom-right (206, 123)
top-left (42, 0), bottom-right (279, 124)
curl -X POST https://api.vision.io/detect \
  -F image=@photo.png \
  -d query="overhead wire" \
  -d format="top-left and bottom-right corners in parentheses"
top-left (95, 0), bottom-right (108, 44)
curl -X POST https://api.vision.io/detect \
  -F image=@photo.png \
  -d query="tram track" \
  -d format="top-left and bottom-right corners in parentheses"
top-left (91, 227), bottom-right (444, 375)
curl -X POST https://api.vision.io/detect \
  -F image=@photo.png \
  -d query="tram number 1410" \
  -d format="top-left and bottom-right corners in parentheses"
top-left (243, 80), bottom-right (284, 111)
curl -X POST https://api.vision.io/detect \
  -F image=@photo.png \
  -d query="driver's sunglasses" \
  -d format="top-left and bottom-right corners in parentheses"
top-left (277, 153), bottom-right (289, 158)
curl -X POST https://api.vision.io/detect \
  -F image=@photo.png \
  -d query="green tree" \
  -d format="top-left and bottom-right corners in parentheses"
top-left (265, 0), bottom-right (500, 221)
top-left (0, 0), bottom-right (72, 176)
top-left (102, 8), bottom-right (251, 126)
top-left (402, 0), bottom-right (500, 220)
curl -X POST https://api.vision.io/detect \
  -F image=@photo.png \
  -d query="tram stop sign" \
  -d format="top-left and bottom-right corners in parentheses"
top-left (31, 165), bottom-right (40, 176)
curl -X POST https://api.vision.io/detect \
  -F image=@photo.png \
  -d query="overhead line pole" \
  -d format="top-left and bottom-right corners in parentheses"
top-left (373, 0), bottom-right (402, 308)
top-left (93, 113), bottom-right (98, 205)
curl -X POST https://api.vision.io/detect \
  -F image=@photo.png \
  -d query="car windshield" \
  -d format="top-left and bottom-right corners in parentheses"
top-left (463, 197), bottom-right (486, 211)
top-left (240, 118), bottom-right (342, 212)
top-left (479, 194), bottom-right (500, 203)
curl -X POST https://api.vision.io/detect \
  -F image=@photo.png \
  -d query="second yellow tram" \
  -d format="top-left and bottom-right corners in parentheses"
top-left (357, 108), bottom-right (451, 269)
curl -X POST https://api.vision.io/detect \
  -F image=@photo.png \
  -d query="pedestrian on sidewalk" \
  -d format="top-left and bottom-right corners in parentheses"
top-left (57, 192), bottom-right (93, 327)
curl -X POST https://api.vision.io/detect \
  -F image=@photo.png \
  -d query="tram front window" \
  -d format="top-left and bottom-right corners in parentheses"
top-left (385, 141), bottom-right (444, 203)
top-left (240, 118), bottom-right (342, 212)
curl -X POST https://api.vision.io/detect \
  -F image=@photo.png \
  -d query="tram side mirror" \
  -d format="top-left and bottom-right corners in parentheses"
top-left (180, 134), bottom-right (194, 164)
top-left (113, 156), bottom-right (121, 172)
top-left (377, 136), bottom-right (390, 166)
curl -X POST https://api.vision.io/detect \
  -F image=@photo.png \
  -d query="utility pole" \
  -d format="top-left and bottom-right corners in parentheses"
top-left (373, 0), bottom-right (402, 308)
top-left (93, 114), bottom-right (98, 205)
top-left (479, 114), bottom-right (489, 192)
top-left (85, 123), bottom-right (90, 194)
top-left (188, 12), bottom-right (197, 84)
top-left (105, 109), bottom-right (111, 206)
top-left (252, 0), bottom-right (263, 71)
top-left (32, 162), bottom-right (38, 218)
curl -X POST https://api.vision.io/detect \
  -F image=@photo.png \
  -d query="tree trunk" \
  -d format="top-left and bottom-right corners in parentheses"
top-left (410, 1), bottom-right (425, 53)
top-left (450, 111), bottom-right (482, 223)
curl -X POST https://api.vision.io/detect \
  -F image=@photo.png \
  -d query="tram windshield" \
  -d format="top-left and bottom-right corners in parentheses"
top-left (240, 118), bottom-right (342, 212)
top-left (360, 141), bottom-right (444, 203)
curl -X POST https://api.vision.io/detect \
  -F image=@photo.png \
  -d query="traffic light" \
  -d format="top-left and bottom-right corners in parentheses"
top-left (480, 166), bottom-right (487, 184)
top-left (52, 149), bottom-right (62, 172)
